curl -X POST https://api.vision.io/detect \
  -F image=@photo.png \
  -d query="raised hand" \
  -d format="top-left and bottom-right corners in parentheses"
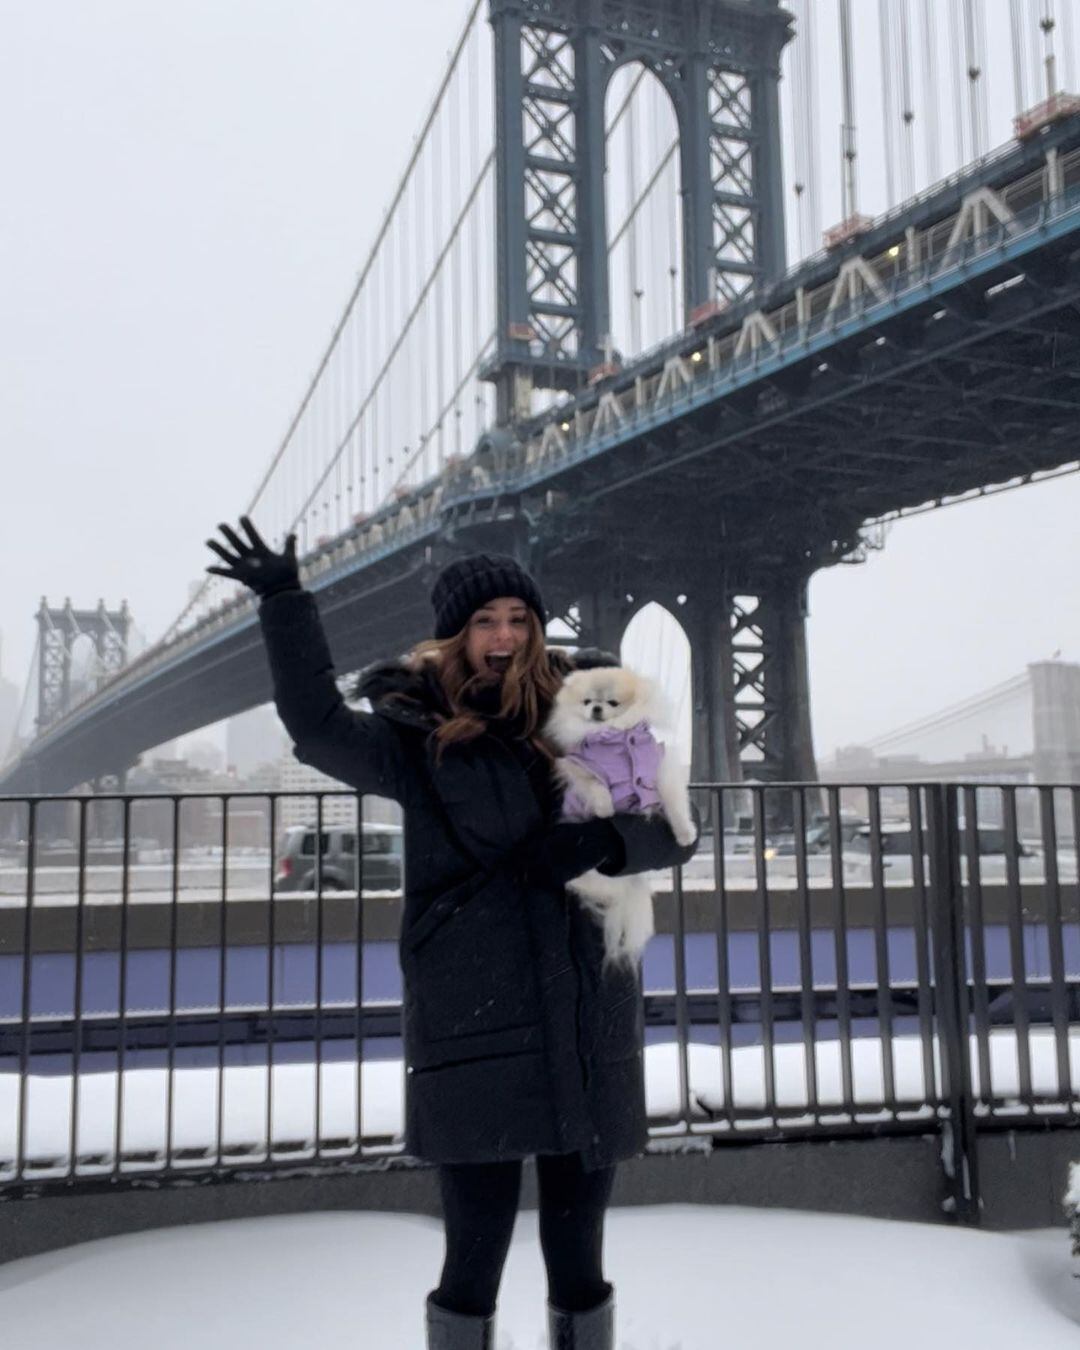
top-left (205, 516), bottom-right (300, 600)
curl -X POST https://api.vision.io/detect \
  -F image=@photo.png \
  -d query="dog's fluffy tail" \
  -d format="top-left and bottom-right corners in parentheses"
top-left (570, 871), bottom-right (655, 973)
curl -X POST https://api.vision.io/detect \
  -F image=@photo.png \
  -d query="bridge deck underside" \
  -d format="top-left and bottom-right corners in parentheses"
top-left (526, 233), bottom-right (1080, 571)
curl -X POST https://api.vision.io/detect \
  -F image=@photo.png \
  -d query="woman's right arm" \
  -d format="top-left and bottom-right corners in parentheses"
top-left (206, 517), bottom-right (410, 804)
top-left (257, 588), bottom-right (410, 804)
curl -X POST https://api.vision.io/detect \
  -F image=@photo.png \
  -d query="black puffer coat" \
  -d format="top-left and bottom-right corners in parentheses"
top-left (258, 588), bottom-right (697, 1173)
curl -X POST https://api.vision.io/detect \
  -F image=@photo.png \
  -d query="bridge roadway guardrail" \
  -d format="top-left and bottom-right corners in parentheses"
top-left (0, 781), bottom-right (1077, 1220)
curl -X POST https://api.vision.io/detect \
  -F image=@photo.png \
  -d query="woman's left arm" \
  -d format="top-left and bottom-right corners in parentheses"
top-left (597, 803), bottom-right (701, 877)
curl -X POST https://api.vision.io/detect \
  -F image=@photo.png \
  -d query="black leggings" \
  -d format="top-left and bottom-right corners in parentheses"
top-left (433, 1152), bottom-right (616, 1317)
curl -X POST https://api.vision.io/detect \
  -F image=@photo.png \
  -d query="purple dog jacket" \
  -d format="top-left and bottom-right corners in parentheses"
top-left (560, 720), bottom-right (664, 820)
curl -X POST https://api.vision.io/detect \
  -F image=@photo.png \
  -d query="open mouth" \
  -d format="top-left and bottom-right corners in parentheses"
top-left (485, 654), bottom-right (512, 674)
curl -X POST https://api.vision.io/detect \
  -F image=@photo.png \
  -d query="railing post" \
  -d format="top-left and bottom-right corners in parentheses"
top-left (926, 784), bottom-right (981, 1224)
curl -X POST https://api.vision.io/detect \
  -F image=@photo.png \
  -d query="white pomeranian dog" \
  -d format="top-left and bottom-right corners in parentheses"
top-left (544, 664), bottom-right (697, 972)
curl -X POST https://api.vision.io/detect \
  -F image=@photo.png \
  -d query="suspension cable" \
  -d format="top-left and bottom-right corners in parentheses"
top-left (948, 0), bottom-right (965, 164)
top-left (921, 0), bottom-right (940, 182)
top-left (838, 0), bottom-right (858, 218)
top-left (1009, 0), bottom-right (1029, 115)
top-left (962, 0), bottom-right (986, 159)
top-left (389, 333), bottom-right (497, 492)
top-left (289, 154), bottom-right (496, 532)
top-left (1061, 0), bottom-right (1076, 93)
top-left (897, 0), bottom-right (916, 200)
top-left (1040, 0), bottom-right (1058, 100)
top-left (244, 0), bottom-right (484, 518)
top-left (627, 72), bottom-right (642, 351)
top-left (879, 0), bottom-right (897, 208)
top-left (169, 0), bottom-right (487, 634)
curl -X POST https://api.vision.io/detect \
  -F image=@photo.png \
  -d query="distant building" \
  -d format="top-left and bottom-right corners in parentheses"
top-left (183, 739), bottom-right (225, 775)
top-left (0, 630), bottom-right (21, 762)
top-left (225, 704), bottom-right (287, 777)
top-left (127, 756), bottom-right (270, 849)
top-left (276, 755), bottom-right (401, 833)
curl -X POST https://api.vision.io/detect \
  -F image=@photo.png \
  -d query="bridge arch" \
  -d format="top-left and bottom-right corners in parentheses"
top-left (619, 600), bottom-right (692, 770)
top-left (603, 63), bottom-right (684, 361)
top-left (486, 1), bottom-right (791, 404)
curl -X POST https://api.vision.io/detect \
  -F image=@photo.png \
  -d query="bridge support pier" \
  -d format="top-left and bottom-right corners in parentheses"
top-left (681, 572), bottom-right (817, 828)
top-left (554, 559), bottom-right (819, 830)
top-left (574, 588), bottom-right (635, 658)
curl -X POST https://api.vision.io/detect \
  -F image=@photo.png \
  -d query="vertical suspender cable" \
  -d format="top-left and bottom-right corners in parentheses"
top-left (647, 85), bottom-right (659, 342)
top-left (335, 408), bottom-right (342, 536)
top-left (791, 0), bottom-right (810, 258)
top-left (342, 305), bottom-right (350, 533)
top-left (435, 100), bottom-right (445, 470)
top-left (317, 382), bottom-right (325, 539)
top-left (879, 0), bottom-right (898, 209)
top-left (665, 77), bottom-right (679, 333)
top-left (1028, 1), bottom-right (1043, 108)
top-left (422, 125), bottom-right (433, 481)
top-left (448, 59), bottom-right (458, 461)
top-left (1061, 0), bottom-right (1076, 94)
top-left (1040, 1), bottom-right (1058, 100)
top-left (470, 22), bottom-right (481, 451)
top-left (345, 317), bottom-right (354, 529)
top-left (921, 0), bottom-right (941, 182)
top-left (897, 0), bottom-right (916, 200)
top-left (789, 2), bottom-right (806, 259)
top-left (948, 0), bottom-right (965, 165)
top-left (962, 0), bottom-right (985, 159)
top-left (803, 0), bottom-right (820, 249)
top-left (673, 89), bottom-right (682, 324)
top-left (1010, 0), bottom-right (1029, 116)
top-left (408, 161), bottom-right (419, 486)
top-left (838, 0), bottom-right (859, 219)
top-left (628, 74), bottom-right (642, 353)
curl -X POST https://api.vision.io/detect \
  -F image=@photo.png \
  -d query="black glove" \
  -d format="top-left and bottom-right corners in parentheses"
top-left (205, 516), bottom-right (301, 600)
top-left (511, 818), bottom-right (625, 887)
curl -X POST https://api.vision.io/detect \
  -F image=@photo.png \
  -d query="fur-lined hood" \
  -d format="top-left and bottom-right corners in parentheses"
top-left (348, 645), bottom-right (619, 731)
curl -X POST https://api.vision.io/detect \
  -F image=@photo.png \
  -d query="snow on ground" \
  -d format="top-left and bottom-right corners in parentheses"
top-left (0, 1203), bottom-right (1077, 1349)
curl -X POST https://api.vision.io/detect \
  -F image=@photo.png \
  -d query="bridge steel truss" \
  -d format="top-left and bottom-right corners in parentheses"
top-left (485, 0), bottom-right (792, 415)
top-left (510, 119), bottom-right (1080, 794)
top-left (9, 121), bottom-right (1080, 799)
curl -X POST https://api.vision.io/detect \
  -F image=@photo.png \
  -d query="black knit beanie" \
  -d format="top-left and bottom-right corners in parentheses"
top-left (430, 553), bottom-right (546, 639)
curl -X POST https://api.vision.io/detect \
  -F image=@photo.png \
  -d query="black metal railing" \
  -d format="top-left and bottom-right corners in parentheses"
top-left (0, 781), bottom-right (1077, 1220)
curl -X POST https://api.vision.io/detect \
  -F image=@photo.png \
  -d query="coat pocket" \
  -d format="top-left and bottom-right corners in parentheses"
top-left (406, 873), bottom-right (541, 1044)
top-left (404, 871), bottom-right (489, 955)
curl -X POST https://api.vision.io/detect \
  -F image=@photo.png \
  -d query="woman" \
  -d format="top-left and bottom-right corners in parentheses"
top-left (206, 517), bottom-right (697, 1350)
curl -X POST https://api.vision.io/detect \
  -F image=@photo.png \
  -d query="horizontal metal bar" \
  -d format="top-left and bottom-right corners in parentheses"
top-left (6, 979), bottom-right (1078, 1061)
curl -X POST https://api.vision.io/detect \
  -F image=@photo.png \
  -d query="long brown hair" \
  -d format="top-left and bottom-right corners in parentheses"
top-left (405, 609), bottom-right (564, 762)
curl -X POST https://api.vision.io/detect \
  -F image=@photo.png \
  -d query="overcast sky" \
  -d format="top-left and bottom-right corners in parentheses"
top-left (3, 0), bottom-right (1080, 763)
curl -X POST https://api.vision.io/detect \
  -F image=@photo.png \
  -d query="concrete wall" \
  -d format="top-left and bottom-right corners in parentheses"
top-left (1, 1130), bottom-right (1074, 1267)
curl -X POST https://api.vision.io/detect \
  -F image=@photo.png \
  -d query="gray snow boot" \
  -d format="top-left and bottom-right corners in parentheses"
top-left (425, 1290), bottom-right (496, 1350)
top-left (546, 1283), bottom-right (614, 1350)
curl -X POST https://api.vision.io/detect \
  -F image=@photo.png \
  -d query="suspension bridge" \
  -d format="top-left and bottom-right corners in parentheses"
top-left (5, 0), bottom-right (1080, 797)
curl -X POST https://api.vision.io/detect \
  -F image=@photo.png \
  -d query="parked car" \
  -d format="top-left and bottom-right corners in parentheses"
top-left (840, 821), bottom-right (1059, 884)
top-left (274, 823), bottom-right (403, 893)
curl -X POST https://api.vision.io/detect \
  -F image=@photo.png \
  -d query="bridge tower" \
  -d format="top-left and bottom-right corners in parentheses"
top-left (539, 547), bottom-right (823, 805)
top-left (484, 0), bottom-right (792, 420)
top-left (35, 597), bottom-right (132, 793)
top-left (485, 0), bottom-right (811, 805)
